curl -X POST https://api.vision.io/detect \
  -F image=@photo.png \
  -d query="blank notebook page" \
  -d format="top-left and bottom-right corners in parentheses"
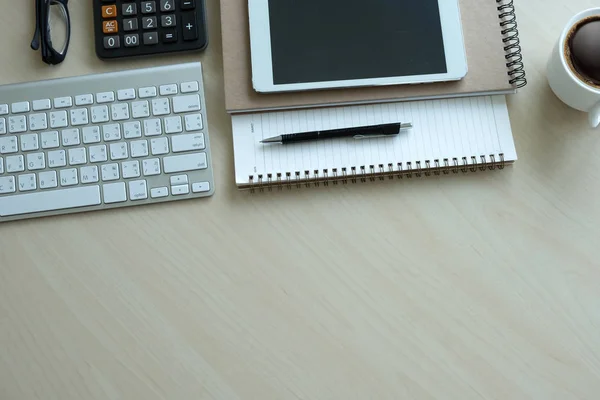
top-left (232, 95), bottom-right (517, 186)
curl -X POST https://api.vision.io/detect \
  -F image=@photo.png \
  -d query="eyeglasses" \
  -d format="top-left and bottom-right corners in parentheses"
top-left (31, 0), bottom-right (71, 65)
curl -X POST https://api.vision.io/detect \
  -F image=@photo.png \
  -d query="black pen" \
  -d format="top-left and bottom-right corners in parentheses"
top-left (260, 122), bottom-right (413, 145)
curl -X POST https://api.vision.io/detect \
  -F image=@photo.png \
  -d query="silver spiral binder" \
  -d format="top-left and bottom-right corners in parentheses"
top-left (497, 0), bottom-right (527, 88)
top-left (247, 153), bottom-right (508, 191)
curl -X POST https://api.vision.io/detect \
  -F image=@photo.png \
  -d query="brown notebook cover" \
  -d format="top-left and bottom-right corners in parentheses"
top-left (221, 0), bottom-right (526, 114)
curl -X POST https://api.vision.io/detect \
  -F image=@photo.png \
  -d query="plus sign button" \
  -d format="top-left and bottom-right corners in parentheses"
top-left (182, 12), bottom-right (199, 41)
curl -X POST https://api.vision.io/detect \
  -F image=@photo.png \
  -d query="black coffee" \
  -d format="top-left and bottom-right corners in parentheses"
top-left (565, 16), bottom-right (600, 88)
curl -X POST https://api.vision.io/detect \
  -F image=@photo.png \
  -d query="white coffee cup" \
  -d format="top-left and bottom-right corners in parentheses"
top-left (547, 8), bottom-right (600, 128)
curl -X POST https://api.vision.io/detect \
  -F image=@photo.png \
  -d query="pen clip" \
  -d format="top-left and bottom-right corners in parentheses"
top-left (353, 134), bottom-right (390, 140)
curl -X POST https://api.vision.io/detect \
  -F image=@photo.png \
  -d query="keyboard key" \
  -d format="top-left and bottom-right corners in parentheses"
top-left (101, 163), bottom-right (120, 181)
top-left (26, 152), bottom-right (45, 170)
top-left (103, 124), bottom-right (122, 141)
top-left (103, 182), bottom-right (127, 204)
top-left (91, 106), bottom-right (110, 123)
top-left (181, 81), bottom-right (199, 93)
top-left (143, 32), bottom-right (159, 45)
top-left (47, 150), bottom-right (66, 168)
top-left (28, 114), bottom-right (47, 131)
top-left (170, 175), bottom-right (188, 185)
top-left (0, 176), bottom-right (15, 194)
top-left (122, 2), bottom-right (137, 16)
top-left (20, 133), bottom-right (39, 152)
top-left (139, 87), bottom-right (157, 98)
top-left (50, 111), bottom-right (68, 128)
top-left (89, 145), bottom-right (108, 163)
top-left (163, 152), bottom-right (207, 173)
top-left (164, 116), bottom-right (182, 134)
top-left (6, 155), bottom-right (24, 173)
top-left (11, 102), bottom-right (30, 114)
top-left (0, 136), bottom-right (18, 154)
top-left (117, 89), bottom-right (136, 101)
top-left (82, 126), bottom-right (101, 144)
top-left (160, 84), bottom-right (178, 96)
top-left (61, 129), bottom-right (81, 147)
top-left (123, 121), bottom-right (142, 139)
top-left (39, 171), bottom-right (58, 189)
top-left (121, 160), bottom-right (140, 178)
top-left (109, 143), bottom-right (128, 160)
top-left (54, 97), bottom-right (73, 108)
top-left (182, 12), bottom-right (198, 41)
top-left (131, 101), bottom-right (150, 118)
top-left (0, 104), bottom-right (8, 115)
top-left (80, 166), bottom-right (99, 184)
top-left (111, 103), bottom-right (130, 121)
top-left (70, 108), bottom-right (89, 126)
top-left (0, 157), bottom-right (3, 174)
top-left (130, 140), bottom-right (149, 158)
top-left (68, 147), bottom-right (87, 166)
top-left (32, 99), bottom-right (51, 111)
top-left (97, 92), bottom-right (115, 104)
top-left (41, 131), bottom-right (60, 149)
top-left (184, 113), bottom-right (203, 131)
top-left (9, 116), bottom-right (27, 133)
top-left (171, 133), bottom-right (205, 152)
top-left (60, 168), bottom-right (79, 186)
top-left (75, 94), bottom-right (94, 106)
top-left (0, 118), bottom-right (5, 134)
top-left (18, 174), bottom-right (37, 192)
top-left (150, 137), bottom-right (169, 155)
top-left (172, 94), bottom-right (201, 113)
top-left (143, 119), bottom-right (162, 136)
top-left (192, 181), bottom-right (210, 193)
top-left (0, 186), bottom-right (101, 217)
top-left (141, 1), bottom-right (156, 14)
top-left (104, 36), bottom-right (120, 49)
top-left (171, 184), bottom-right (189, 196)
top-left (143, 158), bottom-right (161, 176)
top-left (151, 98), bottom-right (170, 116)
top-left (150, 187), bottom-right (168, 198)
top-left (129, 180), bottom-right (148, 200)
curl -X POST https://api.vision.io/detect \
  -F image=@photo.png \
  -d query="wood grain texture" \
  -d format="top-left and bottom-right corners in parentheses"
top-left (1, 1), bottom-right (599, 399)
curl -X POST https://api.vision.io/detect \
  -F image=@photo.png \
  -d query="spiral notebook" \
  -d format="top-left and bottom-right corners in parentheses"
top-left (220, 0), bottom-right (527, 113)
top-left (232, 96), bottom-right (517, 189)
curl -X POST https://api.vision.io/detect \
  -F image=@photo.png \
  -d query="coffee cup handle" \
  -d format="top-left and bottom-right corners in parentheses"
top-left (589, 101), bottom-right (600, 128)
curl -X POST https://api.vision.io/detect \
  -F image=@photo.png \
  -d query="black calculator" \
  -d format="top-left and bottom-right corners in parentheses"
top-left (93, 0), bottom-right (208, 60)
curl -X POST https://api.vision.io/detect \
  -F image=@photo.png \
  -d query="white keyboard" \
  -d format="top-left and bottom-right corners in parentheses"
top-left (0, 62), bottom-right (214, 222)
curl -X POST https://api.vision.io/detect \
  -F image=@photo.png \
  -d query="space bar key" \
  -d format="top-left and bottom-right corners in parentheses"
top-left (0, 186), bottom-right (101, 217)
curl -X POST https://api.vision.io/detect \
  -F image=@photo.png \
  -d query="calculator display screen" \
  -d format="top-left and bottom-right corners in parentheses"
top-left (268, 0), bottom-right (448, 85)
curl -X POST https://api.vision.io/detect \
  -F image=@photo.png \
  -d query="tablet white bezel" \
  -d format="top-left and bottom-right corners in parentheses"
top-left (248, 0), bottom-right (468, 93)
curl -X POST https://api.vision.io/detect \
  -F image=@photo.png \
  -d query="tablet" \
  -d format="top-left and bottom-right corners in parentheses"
top-left (248, 0), bottom-right (468, 93)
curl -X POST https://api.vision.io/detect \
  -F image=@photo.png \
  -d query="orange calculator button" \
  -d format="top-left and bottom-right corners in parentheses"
top-left (103, 20), bottom-right (119, 34)
top-left (102, 5), bottom-right (117, 18)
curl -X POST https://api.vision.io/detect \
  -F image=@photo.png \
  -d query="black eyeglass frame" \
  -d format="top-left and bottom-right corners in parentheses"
top-left (31, 0), bottom-right (71, 65)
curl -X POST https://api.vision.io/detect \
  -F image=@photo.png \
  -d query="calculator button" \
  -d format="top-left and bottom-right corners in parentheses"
top-left (102, 5), bottom-right (117, 18)
top-left (142, 17), bottom-right (157, 30)
top-left (141, 1), bottom-right (156, 14)
top-left (161, 14), bottom-right (176, 28)
top-left (124, 34), bottom-right (140, 47)
top-left (181, 81), bottom-right (199, 93)
top-left (123, 18), bottom-right (138, 32)
top-left (122, 3), bottom-right (137, 16)
top-left (182, 13), bottom-right (199, 41)
top-left (103, 36), bottom-right (120, 49)
top-left (139, 87), bottom-right (157, 98)
top-left (75, 94), bottom-right (94, 106)
top-left (163, 31), bottom-right (178, 43)
top-left (181, 0), bottom-right (195, 10)
top-left (160, 0), bottom-right (175, 12)
top-left (103, 20), bottom-right (119, 34)
top-left (143, 32), bottom-right (159, 45)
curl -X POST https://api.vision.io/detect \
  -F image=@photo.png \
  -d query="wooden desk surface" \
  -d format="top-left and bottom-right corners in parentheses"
top-left (1, 1), bottom-right (599, 399)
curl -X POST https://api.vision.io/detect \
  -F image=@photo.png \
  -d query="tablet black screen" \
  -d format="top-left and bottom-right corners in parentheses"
top-left (268, 0), bottom-right (448, 85)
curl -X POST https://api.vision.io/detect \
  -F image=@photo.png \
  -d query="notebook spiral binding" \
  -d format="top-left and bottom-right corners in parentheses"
top-left (496, 0), bottom-right (527, 88)
top-left (247, 153), bottom-right (506, 192)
